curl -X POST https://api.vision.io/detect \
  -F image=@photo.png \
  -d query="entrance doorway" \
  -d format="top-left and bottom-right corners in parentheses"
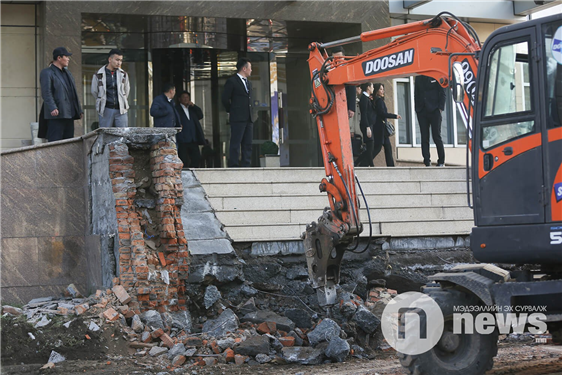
top-left (151, 48), bottom-right (272, 167)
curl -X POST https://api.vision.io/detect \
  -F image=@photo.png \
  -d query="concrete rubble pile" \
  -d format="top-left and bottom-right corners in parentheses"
top-left (2, 279), bottom-right (399, 370)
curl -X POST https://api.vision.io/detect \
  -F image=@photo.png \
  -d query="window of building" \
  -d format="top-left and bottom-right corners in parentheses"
top-left (394, 77), bottom-right (464, 148)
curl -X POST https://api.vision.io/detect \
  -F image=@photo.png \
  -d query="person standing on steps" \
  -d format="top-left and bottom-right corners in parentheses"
top-left (415, 75), bottom-right (446, 167)
top-left (372, 83), bottom-right (401, 167)
top-left (222, 57), bottom-right (254, 168)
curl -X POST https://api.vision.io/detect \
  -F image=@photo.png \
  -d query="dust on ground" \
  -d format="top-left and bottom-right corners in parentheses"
top-left (2, 313), bottom-right (561, 375)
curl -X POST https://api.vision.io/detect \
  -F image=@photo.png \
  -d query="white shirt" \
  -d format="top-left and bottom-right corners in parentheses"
top-left (362, 91), bottom-right (370, 98)
top-left (237, 73), bottom-right (249, 92)
top-left (180, 103), bottom-right (190, 120)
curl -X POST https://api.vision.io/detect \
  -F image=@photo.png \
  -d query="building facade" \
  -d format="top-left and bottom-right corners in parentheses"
top-left (1, 1), bottom-right (559, 166)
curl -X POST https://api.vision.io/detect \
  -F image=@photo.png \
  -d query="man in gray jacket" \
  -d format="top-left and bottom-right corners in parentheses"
top-left (40, 47), bottom-right (83, 142)
top-left (91, 49), bottom-right (130, 127)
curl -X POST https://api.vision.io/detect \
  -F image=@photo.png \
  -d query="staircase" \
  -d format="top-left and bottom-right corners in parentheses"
top-left (193, 167), bottom-right (474, 242)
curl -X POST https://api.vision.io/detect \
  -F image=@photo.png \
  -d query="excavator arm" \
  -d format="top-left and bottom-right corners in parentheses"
top-left (304, 13), bottom-right (481, 307)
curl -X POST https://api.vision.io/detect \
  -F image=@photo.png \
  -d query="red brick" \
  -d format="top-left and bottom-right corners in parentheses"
top-left (103, 308), bottom-right (119, 321)
top-left (151, 328), bottom-right (164, 338)
top-left (224, 348), bottom-right (235, 363)
top-left (75, 303), bottom-right (89, 315)
top-left (210, 341), bottom-right (220, 354)
top-left (257, 321), bottom-right (277, 335)
top-left (172, 355), bottom-right (186, 366)
top-left (112, 285), bottom-right (132, 304)
top-left (160, 333), bottom-right (174, 348)
top-left (157, 252), bottom-right (167, 266)
top-left (234, 354), bottom-right (247, 365)
top-left (278, 337), bottom-right (295, 347)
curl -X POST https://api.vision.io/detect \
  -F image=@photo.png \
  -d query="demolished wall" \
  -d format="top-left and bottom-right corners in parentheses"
top-left (88, 128), bottom-right (190, 313)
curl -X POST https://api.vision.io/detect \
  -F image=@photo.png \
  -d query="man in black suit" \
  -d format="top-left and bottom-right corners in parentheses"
top-left (39, 47), bottom-right (83, 142)
top-left (150, 83), bottom-right (181, 128)
top-left (415, 75), bottom-right (446, 167)
top-left (331, 47), bottom-right (357, 121)
top-left (221, 57), bottom-right (254, 167)
top-left (176, 91), bottom-right (205, 168)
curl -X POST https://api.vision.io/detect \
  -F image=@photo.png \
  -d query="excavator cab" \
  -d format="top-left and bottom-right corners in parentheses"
top-left (469, 15), bottom-right (562, 265)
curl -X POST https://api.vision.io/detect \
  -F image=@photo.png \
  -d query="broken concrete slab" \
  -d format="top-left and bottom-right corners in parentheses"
top-left (131, 315), bottom-right (144, 333)
top-left (187, 239), bottom-right (234, 255)
top-left (148, 346), bottom-right (168, 357)
top-left (353, 305), bottom-right (381, 334)
top-left (283, 308), bottom-right (312, 329)
top-left (202, 308), bottom-right (239, 337)
top-left (325, 336), bottom-right (350, 362)
top-left (234, 335), bottom-right (270, 357)
top-left (169, 310), bottom-right (192, 333)
top-left (307, 318), bottom-right (341, 347)
top-left (140, 310), bottom-right (164, 330)
top-left (241, 310), bottom-right (295, 332)
top-left (281, 347), bottom-right (325, 365)
top-left (255, 353), bottom-right (272, 364)
top-left (204, 285), bottom-right (221, 309)
top-left (250, 241), bottom-right (305, 257)
top-left (167, 343), bottom-right (186, 359)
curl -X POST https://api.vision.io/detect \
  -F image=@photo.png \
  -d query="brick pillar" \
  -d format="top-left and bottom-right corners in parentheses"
top-left (107, 140), bottom-right (189, 313)
top-left (108, 143), bottom-right (143, 313)
top-left (150, 141), bottom-right (189, 312)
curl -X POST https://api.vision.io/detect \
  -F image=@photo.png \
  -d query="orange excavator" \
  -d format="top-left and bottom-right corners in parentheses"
top-left (304, 12), bottom-right (481, 306)
top-left (305, 11), bottom-right (562, 375)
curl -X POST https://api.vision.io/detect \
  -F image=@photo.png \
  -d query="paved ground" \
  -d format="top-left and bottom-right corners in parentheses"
top-left (2, 342), bottom-right (561, 375)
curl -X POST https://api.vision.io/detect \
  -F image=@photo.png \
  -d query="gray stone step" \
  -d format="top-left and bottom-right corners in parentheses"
top-left (200, 180), bottom-right (468, 196)
top-left (194, 167), bottom-right (468, 183)
top-left (224, 219), bottom-right (473, 241)
top-left (208, 193), bottom-right (468, 210)
top-left (191, 167), bottom-right (474, 243)
top-left (214, 206), bottom-right (472, 226)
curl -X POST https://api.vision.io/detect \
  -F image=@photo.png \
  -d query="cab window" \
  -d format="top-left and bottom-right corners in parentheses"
top-left (482, 40), bottom-right (534, 149)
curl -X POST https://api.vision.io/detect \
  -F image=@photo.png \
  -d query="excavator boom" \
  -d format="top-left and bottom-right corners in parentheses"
top-left (305, 13), bottom-right (481, 306)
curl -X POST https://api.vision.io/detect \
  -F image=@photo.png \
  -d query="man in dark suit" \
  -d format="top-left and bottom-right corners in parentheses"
top-left (331, 47), bottom-right (357, 121)
top-left (176, 91), bottom-right (205, 168)
top-left (415, 75), bottom-right (447, 167)
top-left (221, 57), bottom-right (254, 167)
top-left (39, 47), bottom-right (83, 142)
top-left (151, 83), bottom-right (181, 128)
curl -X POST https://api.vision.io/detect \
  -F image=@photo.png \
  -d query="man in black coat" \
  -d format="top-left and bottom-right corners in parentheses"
top-left (176, 91), bottom-right (205, 168)
top-left (39, 47), bottom-right (83, 142)
top-left (331, 46), bottom-right (357, 121)
top-left (150, 83), bottom-right (181, 128)
top-left (415, 75), bottom-right (447, 166)
top-left (221, 57), bottom-right (254, 167)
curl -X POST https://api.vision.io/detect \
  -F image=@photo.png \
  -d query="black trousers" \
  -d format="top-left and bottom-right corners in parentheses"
top-left (370, 136), bottom-right (395, 167)
top-left (417, 109), bottom-right (445, 166)
top-left (177, 142), bottom-right (201, 169)
top-left (358, 141), bottom-right (375, 167)
top-left (46, 119), bottom-right (74, 142)
top-left (229, 121), bottom-right (253, 167)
